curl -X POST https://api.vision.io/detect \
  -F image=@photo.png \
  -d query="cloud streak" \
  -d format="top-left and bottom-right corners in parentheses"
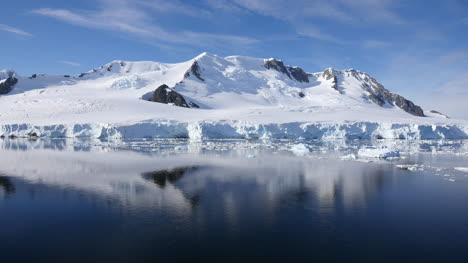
top-left (0, 24), bottom-right (33, 37)
top-left (31, 0), bottom-right (257, 49)
top-left (59, 61), bottom-right (82, 67)
top-left (204, 0), bottom-right (406, 45)
top-left (206, 0), bottom-right (406, 24)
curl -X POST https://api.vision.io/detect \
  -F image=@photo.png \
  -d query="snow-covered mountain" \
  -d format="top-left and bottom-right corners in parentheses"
top-left (0, 52), bottom-right (467, 140)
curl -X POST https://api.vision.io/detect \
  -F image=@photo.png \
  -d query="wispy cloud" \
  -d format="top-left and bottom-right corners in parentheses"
top-left (379, 48), bottom-right (468, 120)
top-left (59, 61), bottom-right (82, 67)
top-left (209, 0), bottom-right (406, 24)
top-left (203, 0), bottom-right (247, 13)
top-left (0, 24), bottom-right (32, 37)
top-left (138, 0), bottom-right (212, 18)
top-left (296, 25), bottom-right (349, 44)
top-left (204, 0), bottom-right (406, 44)
top-left (31, 0), bottom-right (257, 49)
top-left (363, 40), bottom-right (392, 48)
top-left (430, 73), bottom-right (468, 119)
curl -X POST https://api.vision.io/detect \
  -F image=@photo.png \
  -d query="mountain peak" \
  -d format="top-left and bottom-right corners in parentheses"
top-left (193, 52), bottom-right (218, 61)
top-left (0, 69), bottom-right (16, 80)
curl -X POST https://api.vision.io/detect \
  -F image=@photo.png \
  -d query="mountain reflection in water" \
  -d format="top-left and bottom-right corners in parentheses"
top-left (1, 139), bottom-right (468, 262)
top-left (0, 175), bottom-right (15, 196)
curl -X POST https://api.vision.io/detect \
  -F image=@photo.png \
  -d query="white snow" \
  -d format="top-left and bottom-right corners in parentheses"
top-left (358, 148), bottom-right (400, 159)
top-left (290, 143), bottom-right (310, 156)
top-left (454, 167), bottom-right (468, 173)
top-left (1, 52), bottom-right (467, 139)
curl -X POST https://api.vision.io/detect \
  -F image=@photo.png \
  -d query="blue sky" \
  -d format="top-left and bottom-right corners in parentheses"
top-left (1, 0), bottom-right (468, 118)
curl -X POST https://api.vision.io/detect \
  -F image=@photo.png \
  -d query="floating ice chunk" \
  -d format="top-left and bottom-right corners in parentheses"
top-left (358, 148), bottom-right (400, 159)
top-left (396, 164), bottom-right (423, 171)
top-left (290, 143), bottom-right (310, 156)
top-left (454, 167), bottom-right (468, 173)
top-left (340, 154), bottom-right (357, 160)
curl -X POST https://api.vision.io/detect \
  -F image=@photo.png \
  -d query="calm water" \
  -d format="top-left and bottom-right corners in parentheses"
top-left (1, 139), bottom-right (468, 262)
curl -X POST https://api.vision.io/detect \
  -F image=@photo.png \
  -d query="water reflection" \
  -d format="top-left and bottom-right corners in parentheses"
top-left (0, 147), bottom-right (395, 214)
top-left (1, 137), bottom-right (468, 157)
top-left (0, 175), bottom-right (15, 196)
top-left (1, 140), bottom-right (468, 262)
top-left (142, 166), bottom-right (202, 189)
top-left (142, 166), bottom-right (204, 207)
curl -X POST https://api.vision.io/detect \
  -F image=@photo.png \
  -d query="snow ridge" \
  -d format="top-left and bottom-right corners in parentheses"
top-left (0, 52), bottom-right (467, 139)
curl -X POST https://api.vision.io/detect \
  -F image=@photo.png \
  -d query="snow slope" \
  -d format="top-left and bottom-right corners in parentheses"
top-left (1, 52), bottom-right (467, 139)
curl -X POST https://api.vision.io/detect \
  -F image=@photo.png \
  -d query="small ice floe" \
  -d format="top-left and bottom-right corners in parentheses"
top-left (396, 164), bottom-right (424, 171)
top-left (454, 167), bottom-right (468, 173)
top-left (340, 154), bottom-right (357, 160)
top-left (358, 148), bottom-right (400, 159)
top-left (290, 143), bottom-right (310, 156)
top-left (247, 154), bottom-right (256, 159)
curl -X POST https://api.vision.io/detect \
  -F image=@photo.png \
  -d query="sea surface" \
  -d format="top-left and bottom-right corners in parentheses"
top-left (1, 138), bottom-right (468, 262)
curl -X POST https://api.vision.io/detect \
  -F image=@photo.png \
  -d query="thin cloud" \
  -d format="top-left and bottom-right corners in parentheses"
top-left (138, 0), bottom-right (212, 18)
top-left (205, 0), bottom-right (406, 45)
top-left (430, 73), bottom-right (468, 120)
top-left (363, 40), bottom-right (392, 48)
top-left (203, 0), bottom-right (247, 13)
top-left (218, 0), bottom-right (405, 24)
top-left (31, 0), bottom-right (257, 49)
top-left (0, 24), bottom-right (33, 37)
top-left (31, 8), bottom-right (157, 38)
top-left (59, 61), bottom-right (82, 67)
top-left (296, 26), bottom-right (349, 44)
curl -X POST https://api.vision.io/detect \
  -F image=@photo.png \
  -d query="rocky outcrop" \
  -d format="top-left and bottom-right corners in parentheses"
top-left (289, 67), bottom-right (309, 83)
top-left (389, 94), bottom-right (425, 117)
top-left (184, 61), bottom-right (204, 81)
top-left (429, 110), bottom-right (450, 118)
top-left (264, 59), bottom-right (309, 83)
top-left (360, 72), bottom-right (425, 117)
top-left (150, 84), bottom-right (194, 108)
top-left (0, 74), bottom-right (18, 95)
top-left (323, 68), bottom-right (339, 92)
top-left (264, 59), bottom-right (292, 78)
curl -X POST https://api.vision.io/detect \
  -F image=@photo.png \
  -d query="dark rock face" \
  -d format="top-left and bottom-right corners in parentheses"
top-left (364, 76), bottom-right (425, 117)
top-left (390, 94), bottom-right (425, 117)
top-left (429, 110), bottom-right (449, 118)
top-left (323, 68), bottom-right (339, 92)
top-left (150, 84), bottom-right (190, 108)
top-left (0, 77), bottom-right (18, 95)
top-left (184, 61), bottom-right (204, 81)
top-left (264, 59), bottom-right (310, 83)
top-left (289, 67), bottom-right (309, 83)
top-left (264, 59), bottom-right (292, 78)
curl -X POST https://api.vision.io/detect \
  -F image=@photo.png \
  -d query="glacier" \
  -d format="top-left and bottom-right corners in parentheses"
top-left (0, 52), bottom-right (467, 140)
